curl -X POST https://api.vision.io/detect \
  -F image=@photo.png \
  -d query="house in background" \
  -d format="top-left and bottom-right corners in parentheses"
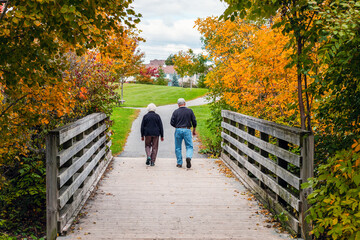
top-left (145, 59), bottom-right (199, 86)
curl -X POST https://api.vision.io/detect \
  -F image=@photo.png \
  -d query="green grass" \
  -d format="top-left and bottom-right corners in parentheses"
top-left (110, 84), bottom-right (208, 155)
top-left (118, 83), bottom-right (208, 107)
top-left (110, 107), bottom-right (140, 155)
top-left (189, 104), bottom-right (221, 157)
top-left (190, 104), bottom-right (213, 142)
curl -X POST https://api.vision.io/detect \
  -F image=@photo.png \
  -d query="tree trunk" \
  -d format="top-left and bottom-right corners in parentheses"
top-left (120, 78), bottom-right (124, 101)
top-left (297, 36), bottom-right (306, 130)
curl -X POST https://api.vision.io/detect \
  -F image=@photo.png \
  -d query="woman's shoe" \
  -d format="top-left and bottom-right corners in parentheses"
top-left (150, 161), bottom-right (155, 166)
top-left (146, 157), bottom-right (151, 165)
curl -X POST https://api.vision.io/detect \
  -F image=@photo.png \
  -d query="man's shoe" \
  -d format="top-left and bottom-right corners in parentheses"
top-left (176, 164), bottom-right (182, 168)
top-left (150, 161), bottom-right (155, 166)
top-left (146, 157), bottom-right (151, 165)
top-left (186, 157), bottom-right (191, 168)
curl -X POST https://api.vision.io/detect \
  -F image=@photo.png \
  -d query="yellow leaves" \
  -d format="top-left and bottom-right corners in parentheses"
top-left (352, 139), bottom-right (360, 153)
top-left (196, 16), bottom-right (301, 126)
top-left (34, 20), bottom-right (41, 27)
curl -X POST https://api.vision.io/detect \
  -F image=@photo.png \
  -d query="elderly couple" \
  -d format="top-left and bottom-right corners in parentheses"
top-left (140, 98), bottom-right (197, 168)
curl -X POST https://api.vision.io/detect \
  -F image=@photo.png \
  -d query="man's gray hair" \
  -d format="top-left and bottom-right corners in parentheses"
top-left (147, 103), bottom-right (157, 112)
top-left (177, 98), bottom-right (186, 105)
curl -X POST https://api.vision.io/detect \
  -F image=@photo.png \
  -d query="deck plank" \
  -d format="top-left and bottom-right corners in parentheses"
top-left (59, 157), bottom-right (291, 240)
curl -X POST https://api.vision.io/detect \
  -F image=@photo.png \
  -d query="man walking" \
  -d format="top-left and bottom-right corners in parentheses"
top-left (141, 103), bottom-right (164, 166)
top-left (170, 98), bottom-right (197, 168)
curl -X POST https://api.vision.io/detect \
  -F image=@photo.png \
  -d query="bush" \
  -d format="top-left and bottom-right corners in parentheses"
top-left (154, 69), bottom-right (168, 86)
top-left (171, 75), bottom-right (180, 87)
top-left (302, 140), bottom-right (360, 239)
top-left (0, 155), bottom-right (46, 236)
top-left (0, 51), bottom-right (118, 238)
top-left (197, 75), bottom-right (207, 88)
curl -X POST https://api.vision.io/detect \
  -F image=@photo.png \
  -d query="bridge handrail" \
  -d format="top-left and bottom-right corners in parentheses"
top-left (221, 110), bottom-right (313, 239)
top-left (46, 113), bottom-right (113, 240)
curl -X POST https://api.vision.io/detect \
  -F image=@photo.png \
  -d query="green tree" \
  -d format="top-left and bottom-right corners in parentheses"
top-left (171, 74), bottom-right (179, 87)
top-left (154, 68), bottom-right (168, 85)
top-left (311, 1), bottom-right (360, 154)
top-left (165, 54), bottom-right (176, 65)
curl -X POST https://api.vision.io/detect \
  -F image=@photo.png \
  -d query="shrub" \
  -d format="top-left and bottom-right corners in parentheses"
top-left (171, 75), bottom-right (180, 87)
top-left (0, 155), bottom-right (46, 235)
top-left (302, 140), bottom-right (360, 239)
top-left (154, 69), bottom-right (168, 86)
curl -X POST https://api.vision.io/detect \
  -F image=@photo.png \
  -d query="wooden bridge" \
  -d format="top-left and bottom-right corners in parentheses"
top-left (46, 108), bottom-right (313, 240)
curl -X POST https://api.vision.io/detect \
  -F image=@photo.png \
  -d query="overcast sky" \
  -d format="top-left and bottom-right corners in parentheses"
top-left (132, 0), bottom-right (228, 63)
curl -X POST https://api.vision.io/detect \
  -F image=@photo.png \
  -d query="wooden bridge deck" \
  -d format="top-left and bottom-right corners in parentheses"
top-left (59, 157), bottom-right (291, 240)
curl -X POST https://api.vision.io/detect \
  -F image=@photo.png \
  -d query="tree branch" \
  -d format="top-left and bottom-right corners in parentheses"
top-left (0, 0), bottom-right (10, 21)
top-left (0, 93), bottom-right (29, 118)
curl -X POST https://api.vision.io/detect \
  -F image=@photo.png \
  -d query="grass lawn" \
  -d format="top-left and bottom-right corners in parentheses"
top-left (110, 107), bottom-right (140, 155)
top-left (110, 84), bottom-right (208, 155)
top-left (118, 83), bottom-right (208, 107)
top-left (189, 105), bottom-right (216, 154)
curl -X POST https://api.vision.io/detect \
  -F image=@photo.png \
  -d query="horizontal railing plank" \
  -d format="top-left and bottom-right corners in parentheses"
top-left (222, 122), bottom-right (301, 167)
top-left (57, 124), bottom-right (107, 167)
top-left (222, 110), bottom-right (310, 145)
top-left (58, 135), bottom-right (107, 188)
top-left (58, 142), bottom-right (109, 209)
top-left (59, 150), bottom-right (112, 232)
top-left (222, 143), bottom-right (300, 211)
top-left (221, 153), bottom-right (299, 233)
top-left (222, 132), bottom-right (301, 190)
top-left (51, 113), bottom-right (107, 145)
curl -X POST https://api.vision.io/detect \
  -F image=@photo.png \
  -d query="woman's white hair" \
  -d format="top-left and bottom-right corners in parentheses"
top-left (147, 103), bottom-right (157, 112)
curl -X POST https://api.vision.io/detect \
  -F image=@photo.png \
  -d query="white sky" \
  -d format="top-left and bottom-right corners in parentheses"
top-left (132, 0), bottom-right (228, 63)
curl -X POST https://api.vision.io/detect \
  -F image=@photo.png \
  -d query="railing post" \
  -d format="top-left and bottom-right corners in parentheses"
top-left (300, 133), bottom-right (314, 239)
top-left (46, 132), bottom-right (59, 240)
top-left (277, 139), bottom-right (289, 206)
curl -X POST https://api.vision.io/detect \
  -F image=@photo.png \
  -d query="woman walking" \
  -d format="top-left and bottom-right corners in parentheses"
top-left (140, 103), bottom-right (164, 166)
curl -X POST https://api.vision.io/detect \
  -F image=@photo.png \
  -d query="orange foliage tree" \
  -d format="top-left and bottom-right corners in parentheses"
top-left (196, 17), bottom-right (304, 126)
top-left (0, 0), bottom-right (143, 233)
top-left (103, 29), bottom-right (144, 101)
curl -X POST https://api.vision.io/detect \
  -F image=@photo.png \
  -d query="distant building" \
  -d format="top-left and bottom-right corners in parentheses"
top-left (145, 59), bottom-right (199, 86)
top-left (148, 59), bottom-right (165, 66)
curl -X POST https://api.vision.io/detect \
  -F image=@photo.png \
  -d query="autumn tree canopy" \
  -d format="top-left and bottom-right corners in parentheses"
top-left (0, 0), bottom-right (143, 234)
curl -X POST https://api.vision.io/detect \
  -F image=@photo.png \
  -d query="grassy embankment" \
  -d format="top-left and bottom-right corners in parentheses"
top-left (118, 83), bottom-right (208, 107)
top-left (189, 105), bottom-right (219, 157)
top-left (110, 83), bottom-right (209, 155)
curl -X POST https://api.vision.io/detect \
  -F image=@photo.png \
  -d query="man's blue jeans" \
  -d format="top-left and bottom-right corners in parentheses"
top-left (175, 128), bottom-right (193, 165)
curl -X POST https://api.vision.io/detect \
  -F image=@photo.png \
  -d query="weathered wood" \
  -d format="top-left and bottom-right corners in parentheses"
top-left (58, 124), bottom-right (107, 167)
top-left (58, 157), bottom-right (292, 240)
top-left (222, 144), bottom-right (300, 211)
top-left (51, 113), bottom-right (107, 145)
top-left (300, 134), bottom-right (314, 240)
top-left (222, 110), bottom-right (307, 145)
top-left (58, 135), bottom-right (107, 188)
top-left (58, 143), bottom-right (108, 209)
top-left (222, 132), bottom-right (301, 190)
top-left (221, 153), bottom-right (299, 233)
top-left (59, 150), bottom-right (113, 232)
top-left (46, 113), bottom-right (112, 237)
top-left (260, 132), bottom-right (269, 190)
top-left (46, 133), bottom-right (59, 240)
top-left (277, 139), bottom-right (289, 206)
top-left (221, 110), bottom-right (314, 238)
top-left (222, 122), bottom-right (301, 167)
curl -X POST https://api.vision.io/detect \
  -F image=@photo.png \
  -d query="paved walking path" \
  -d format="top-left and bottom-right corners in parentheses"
top-left (59, 97), bottom-right (292, 239)
top-left (120, 96), bottom-right (210, 159)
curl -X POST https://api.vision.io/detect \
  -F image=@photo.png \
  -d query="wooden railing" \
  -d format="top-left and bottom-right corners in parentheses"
top-left (221, 110), bottom-right (313, 239)
top-left (46, 113), bottom-right (113, 240)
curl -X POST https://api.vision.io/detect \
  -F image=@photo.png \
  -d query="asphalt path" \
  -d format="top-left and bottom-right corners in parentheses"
top-left (119, 97), bottom-right (211, 162)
